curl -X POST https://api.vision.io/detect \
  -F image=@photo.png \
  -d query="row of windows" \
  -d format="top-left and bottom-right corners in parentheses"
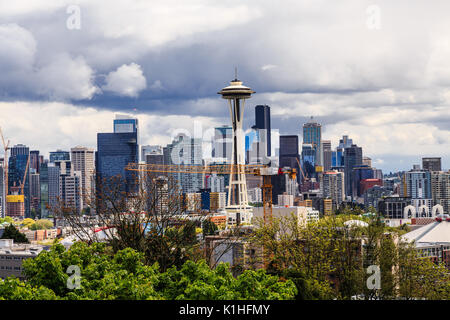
top-left (0, 256), bottom-right (26, 260)
top-left (0, 266), bottom-right (21, 271)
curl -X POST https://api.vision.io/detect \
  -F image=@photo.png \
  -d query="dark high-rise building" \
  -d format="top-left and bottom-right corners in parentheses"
top-left (301, 143), bottom-right (316, 179)
top-left (30, 150), bottom-right (40, 174)
top-left (279, 135), bottom-right (300, 183)
top-left (344, 144), bottom-right (363, 198)
top-left (50, 150), bottom-right (70, 163)
top-left (254, 105), bottom-right (271, 156)
top-left (96, 132), bottom-right (139, 194)
top-left (39, 161), bottom-right (49, 218)
top-left (422, 157), bottom-right (442, 172)
top-left (8, 144), bottom-right (31, 217)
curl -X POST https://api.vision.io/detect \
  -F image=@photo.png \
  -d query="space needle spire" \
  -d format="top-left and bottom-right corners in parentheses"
top-left (218, 72), bottom-right (255, 226)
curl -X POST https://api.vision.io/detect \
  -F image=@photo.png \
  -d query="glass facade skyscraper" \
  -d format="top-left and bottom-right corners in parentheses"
top-left (303, 117), bottom-right (322, 166)
top-left (96, 132), bottom-right (139, 194)
top-left (8, 144), bottom-right (31, 217)
top-left (254, 105), bottom-right (271, 156)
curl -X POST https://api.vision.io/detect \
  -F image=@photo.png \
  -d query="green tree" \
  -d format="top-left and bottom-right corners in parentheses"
top-left (1, 224), bottom-right (29, 243)
top-left (30, 219), bottom-right (54, 230)
top-left (202, 218), bottom-right (218, 238)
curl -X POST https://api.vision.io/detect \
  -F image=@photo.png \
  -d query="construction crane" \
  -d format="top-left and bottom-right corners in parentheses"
top-left (0, 127), bottom-right (10, 217)
top-left (20, 156), bottom-right (30, 196)
top-left (295, 157), bottom-right (309, 182)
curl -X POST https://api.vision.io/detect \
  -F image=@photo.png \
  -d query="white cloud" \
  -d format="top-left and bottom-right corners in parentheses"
top-left (102, 63), bottom-right (147, 97)
top-left (35, 54), bottom-right (99, 100)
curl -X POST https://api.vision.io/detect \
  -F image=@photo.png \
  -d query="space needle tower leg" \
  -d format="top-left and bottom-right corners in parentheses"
top-left (218, 73), bottom-right (255, 227)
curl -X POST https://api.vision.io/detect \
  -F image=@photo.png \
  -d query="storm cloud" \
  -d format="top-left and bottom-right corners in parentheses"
top-left (0, 0), bottom-right (450, 172)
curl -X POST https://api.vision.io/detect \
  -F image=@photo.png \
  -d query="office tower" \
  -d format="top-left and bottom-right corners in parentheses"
top-left (49, 150), bottom-right (70, 163)
top-left (60, 170), bottom-right (83, 214)
top-left (431, 171), bottom-right (450, 215)
top-left (47, 160), bottom-right (71, 215)
top-left (113, 114), bottom-right (138, 133)
top-left (141, 145), bottom-right (163, 163)
top-left (322, 140), bottom-right (332, 171)
top-left (30, 172), bottom-right (40, 216)
top-left (344, 143), bottom-right (363, 198)
top-left (212, 126), bottom-right (232, 163)
top-left (303, 117), bottom-right (322, 167)
top-left (71, 146), bottom-right (95, 206)
top-left (301, 143), bottom-right (316, 179)
top-left (29, 150), bottom-right (40, 174)
top-left (362, 157), bottom-right (372, 167)
top-left (39, 161), bottom-right (49, 218)
top-left (422, 157), bottom-right (442, 172)
top-left (96, 131), bottom-right (139, 194)
top-left (254, 105), bottom-right (271, 156)
top-left (320, 171), bottom-right (345, 207)
top-left (279, 135), bottom-right (300, 179)
top-left (8, 144), bottom-right (31, 217)
top-left (164, 133), bottom-right (202, 193)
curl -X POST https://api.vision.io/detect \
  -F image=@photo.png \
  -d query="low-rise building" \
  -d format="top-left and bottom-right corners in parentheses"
top-left (0, 239), bottom-right (46, 280)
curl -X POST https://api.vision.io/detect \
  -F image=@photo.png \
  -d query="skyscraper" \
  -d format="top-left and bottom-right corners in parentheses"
top-left (279, 135), bottom-right (300, 183)
top-left (344, 143), bottom-right (363, 198)
top-left (30, 172), bottom-right (40, 216)
top-left (166, 133), bottom-right (203, 193)
top-left (254, 105), bottom-right (271, 157)
top-left (320, 170), bottom-right (345, 208)
top-left (279, 135), bottom-right (300, 181)
top-left (39, 160), bottom-right (49, 218)
top-left (71, 146), bottom-right (95, 207)
top-left (322, 140), bottom-right (332, 171)
top-left (30, 150), bottom-right (40, 174)
top-left (48, 160), bottom-right (71, 215)
top-left (8, 144), bottom-right (31, 217)
top-left (431, 171), bottom-right (450, 215)
top-left (303, 117), bottom-right (322, 167)
top-left (96, 131), bottom-right (139, 194)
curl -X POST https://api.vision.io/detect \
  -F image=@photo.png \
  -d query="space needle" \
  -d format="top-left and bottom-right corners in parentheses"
top-left (218, 70), bottom-right (255, 226)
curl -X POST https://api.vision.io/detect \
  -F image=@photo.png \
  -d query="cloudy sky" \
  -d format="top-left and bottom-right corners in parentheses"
top-left (1, 0), bottom-right (450, 172)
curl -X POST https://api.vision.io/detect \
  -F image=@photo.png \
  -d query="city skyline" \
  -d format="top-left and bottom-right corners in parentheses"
top-left (1, 1), bottom-right (450, 172)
